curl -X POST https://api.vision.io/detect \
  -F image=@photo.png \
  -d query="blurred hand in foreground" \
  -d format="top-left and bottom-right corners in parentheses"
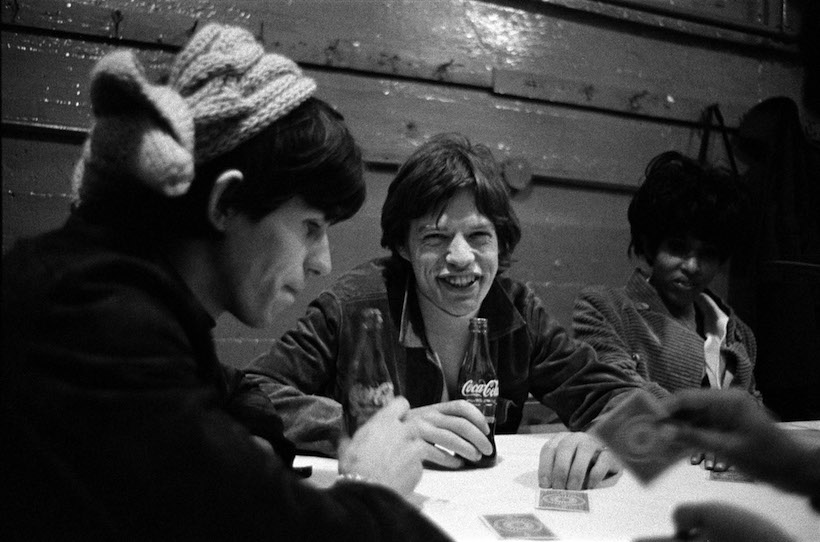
top-left (337, 396), bottom-right (426, 497)
top-left (672, 502), bottom-right (795, 542)
top-left (661, 388), bottom-right (820, 497)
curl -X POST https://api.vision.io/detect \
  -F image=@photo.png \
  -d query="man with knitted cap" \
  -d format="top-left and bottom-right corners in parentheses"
top-left (3, 23), bottom-right (450, 541)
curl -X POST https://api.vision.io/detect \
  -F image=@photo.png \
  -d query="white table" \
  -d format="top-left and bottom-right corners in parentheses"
top-left (295, 423), bottom-right (820, 541)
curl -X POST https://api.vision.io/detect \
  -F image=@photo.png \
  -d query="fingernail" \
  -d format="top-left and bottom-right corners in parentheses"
top-left (705, 460), bottom-right (714, 469)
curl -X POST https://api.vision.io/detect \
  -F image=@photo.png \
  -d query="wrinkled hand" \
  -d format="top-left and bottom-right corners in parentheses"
top-left (538, 432), bottom-right (622, 490)
top-left (672, 502), bottom-right (795, 542)
top-left (337, 396), bottom-right (426, 497)
top-left (689, 451), bottom-right (731, 472)
top-left (404, 400), bottom-right (492, 469)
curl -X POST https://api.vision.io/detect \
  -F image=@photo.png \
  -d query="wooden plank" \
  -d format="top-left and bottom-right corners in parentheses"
top-left (2, 0), bottom-right (804, 124)
top-left (3, 30), bottom-right (743, 191)
top-left (591, 0), bottom-right (787, 35)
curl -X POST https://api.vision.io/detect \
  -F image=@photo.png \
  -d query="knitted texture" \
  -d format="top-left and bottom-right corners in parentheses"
top-left (71, 50), bottom-right (196, 200)
top-left (169, 23), bottom-right (317, 162)
top-left (72, 23), bottom-right (316, 203)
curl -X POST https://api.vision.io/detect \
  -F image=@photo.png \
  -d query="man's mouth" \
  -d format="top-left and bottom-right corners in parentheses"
top-left (673, 278), bottom-right (696, 290)
top-left (439, 275), bottom-right (479, 289)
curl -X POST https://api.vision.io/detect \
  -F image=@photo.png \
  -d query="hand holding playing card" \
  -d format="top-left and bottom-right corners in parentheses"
top-left (590, 391), bottom-right (687, 485)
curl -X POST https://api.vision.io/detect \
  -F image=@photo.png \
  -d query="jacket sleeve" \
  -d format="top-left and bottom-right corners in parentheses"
top-left (244, 291), bottom-right (346, 456)
top-left (572, 287), bottom-right (670, 400)
top-left (522, 288), bottom-right (645, 431)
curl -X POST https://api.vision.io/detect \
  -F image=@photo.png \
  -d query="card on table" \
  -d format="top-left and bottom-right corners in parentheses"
top-left (708, 469), bottom-right (755, 483)
top-left (481, 513), bottom-right (557, 540)
top-left (536, 489), bottom-right (590, 512)
top-left (591, 391), bottom-right (687, 485)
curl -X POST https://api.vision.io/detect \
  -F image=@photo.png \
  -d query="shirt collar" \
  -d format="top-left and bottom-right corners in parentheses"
top-left (695, 291), bottom-right (729, 343)
top-left (397, 274), bottom-right (526, 347)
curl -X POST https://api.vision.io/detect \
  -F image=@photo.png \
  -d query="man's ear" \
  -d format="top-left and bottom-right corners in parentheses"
top-left (397, 244), bottom-right (410, 262)
top-left (207, 169), bottom-right (244, 231)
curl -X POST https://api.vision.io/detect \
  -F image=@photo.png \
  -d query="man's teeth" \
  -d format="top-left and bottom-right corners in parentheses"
top-left (442, 276), bottom-right (477, 287)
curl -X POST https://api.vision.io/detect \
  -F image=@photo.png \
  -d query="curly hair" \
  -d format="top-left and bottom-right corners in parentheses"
top-left (628, 150), bottom-right (749, 264)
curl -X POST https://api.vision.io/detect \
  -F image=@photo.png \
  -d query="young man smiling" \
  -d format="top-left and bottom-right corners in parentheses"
top-left (246, 133), bottom-right (643, 490)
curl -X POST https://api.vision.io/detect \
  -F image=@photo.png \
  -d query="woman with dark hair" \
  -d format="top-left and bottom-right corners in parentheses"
top-left (2, 23), bottom-right (448, 541)
top-left (573, 151), bottom-right (760, 471)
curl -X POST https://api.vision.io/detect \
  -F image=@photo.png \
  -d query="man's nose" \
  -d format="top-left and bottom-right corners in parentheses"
top-left (445, 234), bottom-right (474, 267)
top-left (681, 254), bottom-right (702, 275)
top-left (306, 233), bottom-right (332, 277)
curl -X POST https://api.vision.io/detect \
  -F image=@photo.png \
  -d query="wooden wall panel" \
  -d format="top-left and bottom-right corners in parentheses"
top-left (2, 0), bottom-right (804, 122)
top-left (1, 0), bottom-right (806, 372)
top-left (2, 30), bottom-right (732, 190)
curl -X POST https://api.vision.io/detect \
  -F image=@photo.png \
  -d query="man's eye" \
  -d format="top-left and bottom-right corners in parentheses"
top-left (470, 231), bottom-right (493, 242)
top-left (422, 233), bottom-right (447, 243)
top-left (306, 221), bottom-right (325, 238)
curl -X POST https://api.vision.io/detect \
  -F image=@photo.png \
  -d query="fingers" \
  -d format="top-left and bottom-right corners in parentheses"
top-left (538, 440), bottom-right (557, 488)
top-left (712, 454), bottom-right (729, 472)
top-left (690, 452), bottom-right (705, 466)
top-left (664, 388), bottom-right (761, 428)
top-left (423, 443), bottom-right (467, 470)
top-left (373, 395), bottom-right (411, 421)
top-left (407, 401), bottom-right (493, 460)
top-left (586, 450), bottom-right (622, 489)
top-left (434, 400), bottom-right (491, 434)
top-left (554, 436), bottom-right (592, 490)
top-left (539, 433), bottom-right (616, 490)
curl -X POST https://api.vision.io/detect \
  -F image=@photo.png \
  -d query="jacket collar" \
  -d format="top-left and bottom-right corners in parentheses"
top-left (625, 267), bottom-right (739, 340)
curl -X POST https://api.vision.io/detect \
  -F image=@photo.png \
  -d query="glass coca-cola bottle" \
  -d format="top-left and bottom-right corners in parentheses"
top-left (344, 308), bottom-right (394, 436)
top-left (457, 317), bottom-right (498, 468)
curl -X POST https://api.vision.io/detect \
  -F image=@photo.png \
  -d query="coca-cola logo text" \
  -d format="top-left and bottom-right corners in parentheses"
top-left (460, 379), bottom-right (499, 398)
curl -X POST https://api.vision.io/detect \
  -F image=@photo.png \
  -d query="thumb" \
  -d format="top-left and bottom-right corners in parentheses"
top-left (375, 396), bottom-right (410, 421)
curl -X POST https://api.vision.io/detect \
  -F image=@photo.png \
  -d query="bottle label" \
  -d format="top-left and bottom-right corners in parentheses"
top-left (460, 379), bottom-right (499, 398)
top-left (347, 381), bottom-right (395, 423)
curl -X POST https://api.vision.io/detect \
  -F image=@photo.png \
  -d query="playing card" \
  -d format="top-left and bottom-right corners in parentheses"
top-left (708, 469), bottom-right (755, 483)
top-left (591, 391), bottom-right (686, 485)
top-left (481, 513), bottom-right (557, 540)
top-left (536, 489), bottom-right (590, 512)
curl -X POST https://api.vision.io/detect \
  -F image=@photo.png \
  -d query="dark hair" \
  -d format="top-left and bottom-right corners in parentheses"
top-left (380, 133), bottom-right (521, 270)
top-left (76, 97), bottom-right (364, 237)
top-left (627, 150), bottom-right (749, 264)
top-left (190, 97), bottom-right (365, 233)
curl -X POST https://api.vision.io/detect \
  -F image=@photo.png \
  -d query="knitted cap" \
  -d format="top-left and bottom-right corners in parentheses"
top-left (169, 23), bottom-right (317, 163)
top-left (71, 49), bottom-right (196, 200)
top-left (72, 23), bottom-right (316, 203)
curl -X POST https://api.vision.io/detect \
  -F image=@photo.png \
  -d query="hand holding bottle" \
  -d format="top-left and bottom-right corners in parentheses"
top-left (337, 396), bottom-right (427, 497)
top-left (405, 400), bottom-right (492, 468)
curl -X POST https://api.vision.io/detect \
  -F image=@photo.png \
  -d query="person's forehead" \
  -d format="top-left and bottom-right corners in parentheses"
top-left (412, 192), bottom-right (492, 229)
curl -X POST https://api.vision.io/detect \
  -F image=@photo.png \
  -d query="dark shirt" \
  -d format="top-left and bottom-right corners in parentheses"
top-left (1, 215), bottom-right (451, 541)
top-left (246, 257), bottom-right (642, 456)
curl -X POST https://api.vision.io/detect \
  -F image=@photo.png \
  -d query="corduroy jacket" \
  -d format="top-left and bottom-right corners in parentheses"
top-left (572, 268), bottom-right (761, 401)
top-left (245, 257), bottom-right (642, 456)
